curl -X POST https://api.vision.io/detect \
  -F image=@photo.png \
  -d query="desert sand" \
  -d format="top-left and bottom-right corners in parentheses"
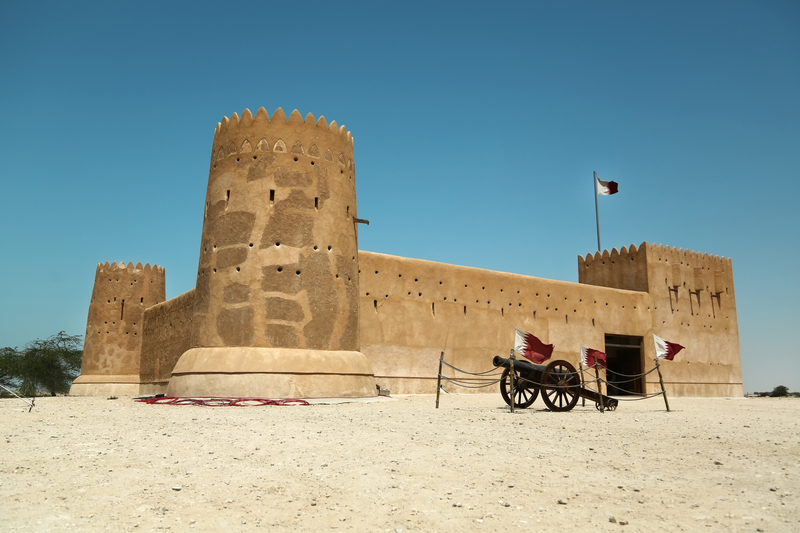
top-left (1, 394), bottom-right (797, 532)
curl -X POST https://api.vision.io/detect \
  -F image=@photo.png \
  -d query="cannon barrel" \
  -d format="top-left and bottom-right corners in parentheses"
top-left (492, 356), bottom-right (546, 375)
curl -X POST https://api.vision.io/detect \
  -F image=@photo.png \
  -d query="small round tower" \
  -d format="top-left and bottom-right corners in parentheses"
top-left (167, 108), bottom-right (375, 398)
top-left (70, 261), bottom-right (166, 395)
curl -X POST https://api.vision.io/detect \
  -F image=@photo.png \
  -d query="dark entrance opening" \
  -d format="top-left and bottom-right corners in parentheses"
top-left (604, 335), bottom-right (644, 396)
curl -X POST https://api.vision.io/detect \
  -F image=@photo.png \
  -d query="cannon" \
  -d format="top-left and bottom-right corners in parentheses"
top-left (492, 356), bottom-right (618, 412)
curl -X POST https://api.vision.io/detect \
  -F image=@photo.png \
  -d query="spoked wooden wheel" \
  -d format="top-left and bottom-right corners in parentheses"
top-left (541, 360), bottom-right (581, 412)
top-left (500, 367), bottom-right (539, 409)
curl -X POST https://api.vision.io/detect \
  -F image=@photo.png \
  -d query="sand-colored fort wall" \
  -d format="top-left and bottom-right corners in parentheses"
top-left (92, 244), bottom-right (742, 398)
top-left (361, 244), bottom-right (742, 397)
top-left (70, 262), bottom-right (165, 396)
top-left (358, 251), bottom-right (652, 394)
top-left (139, 289), bottom-right (195, 394)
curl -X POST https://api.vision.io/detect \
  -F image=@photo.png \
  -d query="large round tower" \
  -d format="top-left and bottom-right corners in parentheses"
top-left (167, 108), bottom-right (375, 398)
top-left (70, 261), bottom-right (166, 395)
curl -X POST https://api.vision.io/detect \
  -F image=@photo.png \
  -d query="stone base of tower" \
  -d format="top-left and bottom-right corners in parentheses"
top-left (69, 374), bottom-right (168, 396)
top-left (166, 347), bottom-right (377, 399)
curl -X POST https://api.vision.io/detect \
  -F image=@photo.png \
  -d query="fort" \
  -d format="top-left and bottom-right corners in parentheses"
top-left (70, 108), bottom-right (743, 399)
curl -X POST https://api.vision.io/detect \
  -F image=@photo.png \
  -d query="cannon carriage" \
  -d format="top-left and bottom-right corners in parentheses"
top-left (492, 356), bottom-right (618, 412)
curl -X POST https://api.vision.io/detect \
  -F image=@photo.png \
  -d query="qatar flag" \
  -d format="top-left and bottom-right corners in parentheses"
top-left (580, 345), bottom-right (607, 369)
top-left (596, 176), bottom-right (619, 195)
top-left (654, 334), bottom-right (684, 361)
top-left (514, 329), bottom-right (554, 364)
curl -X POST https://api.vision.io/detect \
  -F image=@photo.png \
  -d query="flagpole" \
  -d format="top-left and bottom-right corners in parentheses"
top-left (509, 349), bottom-right (516, 414)
top-left (654, 358), bottom-right (671, 412)
top-left (594, 364), bottom-right (605, 412)
top-left (594, 171), bottom-right (601, 252)
top-left (435, 351), bottom-right (444, 409)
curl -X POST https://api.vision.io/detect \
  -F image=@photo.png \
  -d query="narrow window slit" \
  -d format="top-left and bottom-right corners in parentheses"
top-left (120, 300), bottom-right (124, 320)
top-left (269, 189), bottom-right (275, 205)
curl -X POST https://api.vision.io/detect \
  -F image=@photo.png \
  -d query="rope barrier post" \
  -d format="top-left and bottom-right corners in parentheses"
top-left (579, 362), bottom-right (585, 407)
top-left (0, 383), bottom-right (35, 412)
top-left (594, 364), bottom-right (604, 412)
top-left (508, 349), bottom-right (515, 414)
top-left (654, 358), bottom-right (670, 412)
top-left (435, 351), bottom-right (444, 409)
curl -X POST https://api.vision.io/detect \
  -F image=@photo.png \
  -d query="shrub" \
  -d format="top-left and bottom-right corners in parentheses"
top-left (0, 332), bottom-right (82, 397)
top-left (770, 385), bottom-right (789, 397)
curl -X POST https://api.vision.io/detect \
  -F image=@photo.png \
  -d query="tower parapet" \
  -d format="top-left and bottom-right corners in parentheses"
top-left (70, 261), bottom-right (166, 396)
top-left (167, 108), bottom-right (375, 398)
top-left (579, 242), bottom-right (734, 298)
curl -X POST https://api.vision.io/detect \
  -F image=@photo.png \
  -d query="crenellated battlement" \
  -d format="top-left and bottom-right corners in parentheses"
top-left (643, 243), bottom-right (731, 271)
top-left (579, 242), bottom-right (735, 296)
top-left (209, 108), bottom-right (354, 171)
top-left (580, 242), bottom-right (730, 269)
top-left (96, 261), bottom-right (165, 276)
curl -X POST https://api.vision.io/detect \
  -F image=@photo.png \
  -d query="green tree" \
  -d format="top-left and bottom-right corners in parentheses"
top-left (770, 385), bottom-right (789, 397)
top-left (0, 332), bottom-right (83, 397)
top-left (0, 346), bottom-right (18, 389)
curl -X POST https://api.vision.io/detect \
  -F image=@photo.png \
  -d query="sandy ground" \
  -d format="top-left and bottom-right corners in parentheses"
top-left (1, 394), bottom-right (798, 532)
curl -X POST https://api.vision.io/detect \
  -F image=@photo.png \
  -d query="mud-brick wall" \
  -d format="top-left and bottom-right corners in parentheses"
top-left (140, 289), bottom-right (195, 384)
top-left (358, 251), bottom-right (652, 395)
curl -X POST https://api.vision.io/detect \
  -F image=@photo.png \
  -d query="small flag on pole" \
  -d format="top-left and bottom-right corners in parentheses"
top-left (580, 345), bottom-right (607, 369)
top-left (596, 176), bottom-right (619, 195)
top-left (514, 328), bottom-right (554, 364)
top-left (654, 334), bottom-right (684, 361)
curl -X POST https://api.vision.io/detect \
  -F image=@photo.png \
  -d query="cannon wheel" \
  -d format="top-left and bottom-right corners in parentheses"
top-left (541, 360), bottom-right (581, 412)
top-left (499, 368), bottom-right (539, 409)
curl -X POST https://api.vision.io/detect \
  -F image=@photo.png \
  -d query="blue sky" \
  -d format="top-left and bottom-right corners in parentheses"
top-left (1, 1), bottom-right (797, 393)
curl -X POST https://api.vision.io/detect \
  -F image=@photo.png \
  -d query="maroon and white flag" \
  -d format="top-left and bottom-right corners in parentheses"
top-left (514, 328), bottom-right (554, 364)
top-left (654, 334), bottom-right (684, 361)
top-left (580, 345), bottom-right (607, 369)
top-left (596, 176), bottom-right (619, 195)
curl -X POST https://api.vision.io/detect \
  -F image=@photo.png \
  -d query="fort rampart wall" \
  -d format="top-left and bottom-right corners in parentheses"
top-left (139, 289), bottom-right (195, 392)
top-left (358, 251), bottom-right (652, 394)
top-left (361, 244), bottom-right (742, 397)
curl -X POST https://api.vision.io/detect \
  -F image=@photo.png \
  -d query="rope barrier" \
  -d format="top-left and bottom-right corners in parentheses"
top-left (604, 366), bottom-right (658, 379)
top-left (440, 360), bottom-right (504, 377)
top-left (606, 391), bottom-right (666, 401)
top-left (439, 376), bottom-right (502, 389)
top-left (135, 397), bottom-right (310, 407)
